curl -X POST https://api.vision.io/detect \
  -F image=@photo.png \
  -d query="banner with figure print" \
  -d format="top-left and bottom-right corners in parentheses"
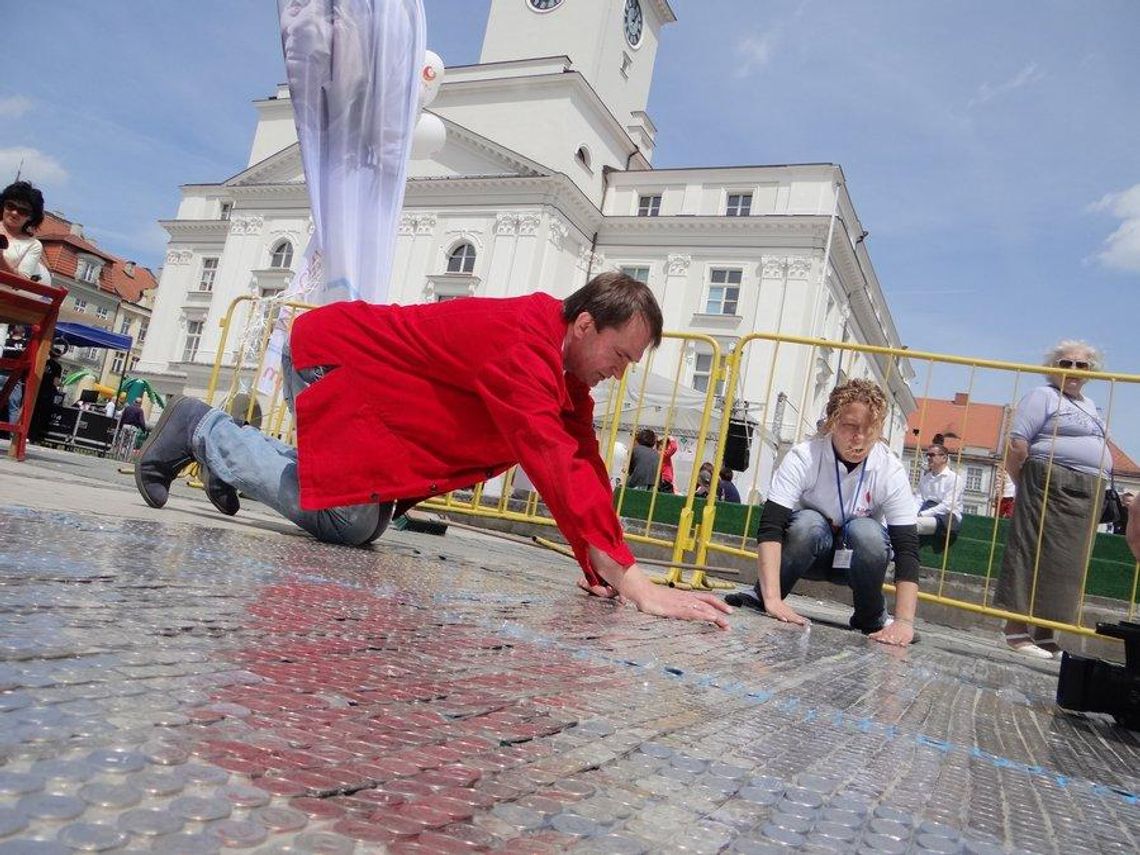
top-left (257, 0), bottom-right (425, 395)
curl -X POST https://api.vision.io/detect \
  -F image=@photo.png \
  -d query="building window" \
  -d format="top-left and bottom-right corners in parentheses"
top-left (138, 322), bottom-right (148, 344)
top-left (110, 352), bottom-right (126, 375)
top-left (725, 193), bottom-right (752, 217)
top-left (119, 317), bottom-right (131, 335)
top-left (692, 347), bottom-right (725, 396)
top-left (182, 320), bottom-right (204, 362)
top-left (966, 466), bottom-right (983, 492)
top-left (575, 145), bottom-right (592, 171)
top-left (446, 243), bottom-right (476, 274)
top-left (637, 194), bottom-right (661, 217)
top-left (705, 268), bottom-right (742, 315)
top-left (199, 257), bottom-right (219, 292)
top-left (79, 347), bottom-right (99, 361)
top-left (76, 258), bottom-right (101, 284)
top-left (219, 202), bottom-right (232, 221)
top-left (95, 305), bottom-right (109, 321)
top-left (129, 355), bottom-right (139, 371)
top-left (964, 503), bottom-right (982, 516)
top-left (620, 266), bottom-right (650, 284)
top-left (435, 294), bottom-right (468, 303)
top-left (270, 241), bottom-right (294, 269)
top-left (73, 298), bottom-right (88, 314)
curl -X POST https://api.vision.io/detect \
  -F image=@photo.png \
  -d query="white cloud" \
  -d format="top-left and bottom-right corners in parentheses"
top-left (1089, 183), bottom-right (1140, 273)
top-left (0, 147), bottom-right (68, 186)
top-left (0, 95), bottom-right (31, 118)
top-left (967, 62), bottom-right (1045, 108)
top-left (734, 34), bottom-right (774, 78)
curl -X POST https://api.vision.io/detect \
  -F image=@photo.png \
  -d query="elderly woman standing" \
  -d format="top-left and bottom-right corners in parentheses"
top-left (996, 340), bottom-right (1112, 659)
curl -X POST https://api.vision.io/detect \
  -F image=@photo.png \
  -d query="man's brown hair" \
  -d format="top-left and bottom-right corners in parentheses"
top-left (562, 270), bottom-right (663, 347)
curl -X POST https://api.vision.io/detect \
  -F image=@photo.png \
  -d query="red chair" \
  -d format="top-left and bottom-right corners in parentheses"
top-left (0, 269), bottom-right (67, 460)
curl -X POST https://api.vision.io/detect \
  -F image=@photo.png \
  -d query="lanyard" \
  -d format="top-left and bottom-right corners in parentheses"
top-left (834, 455), bottom-right (867, 534)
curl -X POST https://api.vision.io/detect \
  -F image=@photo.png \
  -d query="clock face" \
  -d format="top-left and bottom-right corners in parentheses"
top-left (624, 0), bottom-right (643, 47)
top-left (528, 0), bottom-right (562, 11)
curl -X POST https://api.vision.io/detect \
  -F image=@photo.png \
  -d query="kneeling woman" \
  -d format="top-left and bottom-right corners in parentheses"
top-left (750, 379), bottom-right (920, 646)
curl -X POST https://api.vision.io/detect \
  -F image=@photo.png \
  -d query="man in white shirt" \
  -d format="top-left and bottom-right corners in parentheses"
top-left (914, 443), bottom-right (964, 544)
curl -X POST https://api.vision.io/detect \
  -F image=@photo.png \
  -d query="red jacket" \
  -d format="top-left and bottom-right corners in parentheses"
top-left (290, 293), bottom-right (635, 585)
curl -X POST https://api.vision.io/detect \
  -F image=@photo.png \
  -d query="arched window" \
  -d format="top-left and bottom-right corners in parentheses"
top-left (447, 242), bottom-right (476, 274)
top-left (575, 145), bottom-right (592, 170)
top-left (269, 240), bottom-right (294, 269)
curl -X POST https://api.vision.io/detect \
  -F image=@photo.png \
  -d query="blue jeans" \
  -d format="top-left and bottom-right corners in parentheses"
top-left (780, 509), bottom-right (891, 631)
top-left (191, 344), bottom-right (392, 546)
top-left (1, 376), bottom-right (22, 424)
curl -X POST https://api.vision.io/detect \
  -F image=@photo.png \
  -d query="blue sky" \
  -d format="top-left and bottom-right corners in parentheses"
top-left (5, 1), bottom-right (1139, 445)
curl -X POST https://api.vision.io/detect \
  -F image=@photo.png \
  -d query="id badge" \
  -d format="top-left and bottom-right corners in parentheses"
top-left (832, 548), bottom-right (854, 570)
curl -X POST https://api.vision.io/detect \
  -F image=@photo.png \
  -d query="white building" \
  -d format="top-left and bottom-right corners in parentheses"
top-left (137, 0), bottom-right (915, 495)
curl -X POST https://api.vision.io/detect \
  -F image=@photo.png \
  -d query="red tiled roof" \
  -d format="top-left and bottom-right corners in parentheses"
top-left (35, 212), bottom-right (157, 302)
top-left (904, 394), bottom-right (1008, 454)
top-left (1110, 441), bottom-right (1140, 478)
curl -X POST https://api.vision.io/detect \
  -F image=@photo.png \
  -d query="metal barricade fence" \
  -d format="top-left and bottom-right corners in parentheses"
top-left (688, 332), bottom-right (1140, 638)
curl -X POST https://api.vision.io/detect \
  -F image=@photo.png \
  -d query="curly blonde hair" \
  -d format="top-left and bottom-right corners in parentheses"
top-left (818, 378), bottom-right (889, 437)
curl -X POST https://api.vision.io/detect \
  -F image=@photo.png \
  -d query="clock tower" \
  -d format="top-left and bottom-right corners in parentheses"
top-left (479, 0), bottom-right (676, 145)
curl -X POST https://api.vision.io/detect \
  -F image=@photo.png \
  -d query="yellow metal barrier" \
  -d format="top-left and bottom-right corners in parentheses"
top-left (684, 331), bottom-right (1140, 639)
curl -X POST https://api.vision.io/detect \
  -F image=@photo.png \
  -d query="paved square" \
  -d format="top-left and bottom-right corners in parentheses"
top-left (1, 449), bottom-right (1138, 853)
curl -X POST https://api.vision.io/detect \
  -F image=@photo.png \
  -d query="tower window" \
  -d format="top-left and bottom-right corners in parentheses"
top-left (575, 145), bottom-right (592, 171)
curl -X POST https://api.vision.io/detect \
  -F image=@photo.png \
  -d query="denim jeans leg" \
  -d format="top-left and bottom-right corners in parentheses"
top-left (780, 509), bottom-right (837, 598)
top-left (842, 517), bottom-right (891, 630)
top-left (191, 343), bottom-right (389, 547)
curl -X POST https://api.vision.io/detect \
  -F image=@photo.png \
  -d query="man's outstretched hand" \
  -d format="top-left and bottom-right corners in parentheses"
top-left (577, 579), bottom-right (621, 599)
top-left (584, 547), bottom-right (732, 630)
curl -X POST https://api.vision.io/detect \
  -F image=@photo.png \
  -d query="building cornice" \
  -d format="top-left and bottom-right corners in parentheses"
top-left (159, 220), bottom-right (232, 239)
top-left (405, 174), bottom-right (602, 238)
top-left (599, 214), bottom-right (830, 247)
top-left (648, 0), bottom-right (678, 25)
top-left (225, 183), bottom-right (312, 202)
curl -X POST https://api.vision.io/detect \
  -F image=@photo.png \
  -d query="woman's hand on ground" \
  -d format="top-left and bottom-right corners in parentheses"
top-left (764, 599), bottom-right (808, 626)
top-left (869, 619), bottom-right (914, 647)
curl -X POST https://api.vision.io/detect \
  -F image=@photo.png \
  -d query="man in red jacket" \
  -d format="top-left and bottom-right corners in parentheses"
top-left (136, 272), bottom-right (731, 629)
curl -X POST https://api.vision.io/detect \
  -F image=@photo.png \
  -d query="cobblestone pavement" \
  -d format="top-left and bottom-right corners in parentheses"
top-left (1, 452), bottom-right (1139, 853)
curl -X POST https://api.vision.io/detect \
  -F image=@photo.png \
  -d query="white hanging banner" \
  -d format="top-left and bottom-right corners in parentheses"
top-left (259, 0), bottom-right (425, 395)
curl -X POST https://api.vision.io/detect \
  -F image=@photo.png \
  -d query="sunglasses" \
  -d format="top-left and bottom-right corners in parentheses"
top-left (3, 201), bottom-right (32, 216)
top-left (925, 452), bottom-right (945, 458)
top-left (1056, 359), bottom-right (1090, 371)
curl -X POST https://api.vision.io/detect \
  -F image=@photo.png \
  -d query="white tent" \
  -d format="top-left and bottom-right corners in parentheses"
top-left (593, 364), bottom-right (722, 439)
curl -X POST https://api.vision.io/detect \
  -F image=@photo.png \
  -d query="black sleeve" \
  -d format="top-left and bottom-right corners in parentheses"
top-left (887, 524), bottom-right (921, 585)
top-left (756, 501), bottom-right (793, 544)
